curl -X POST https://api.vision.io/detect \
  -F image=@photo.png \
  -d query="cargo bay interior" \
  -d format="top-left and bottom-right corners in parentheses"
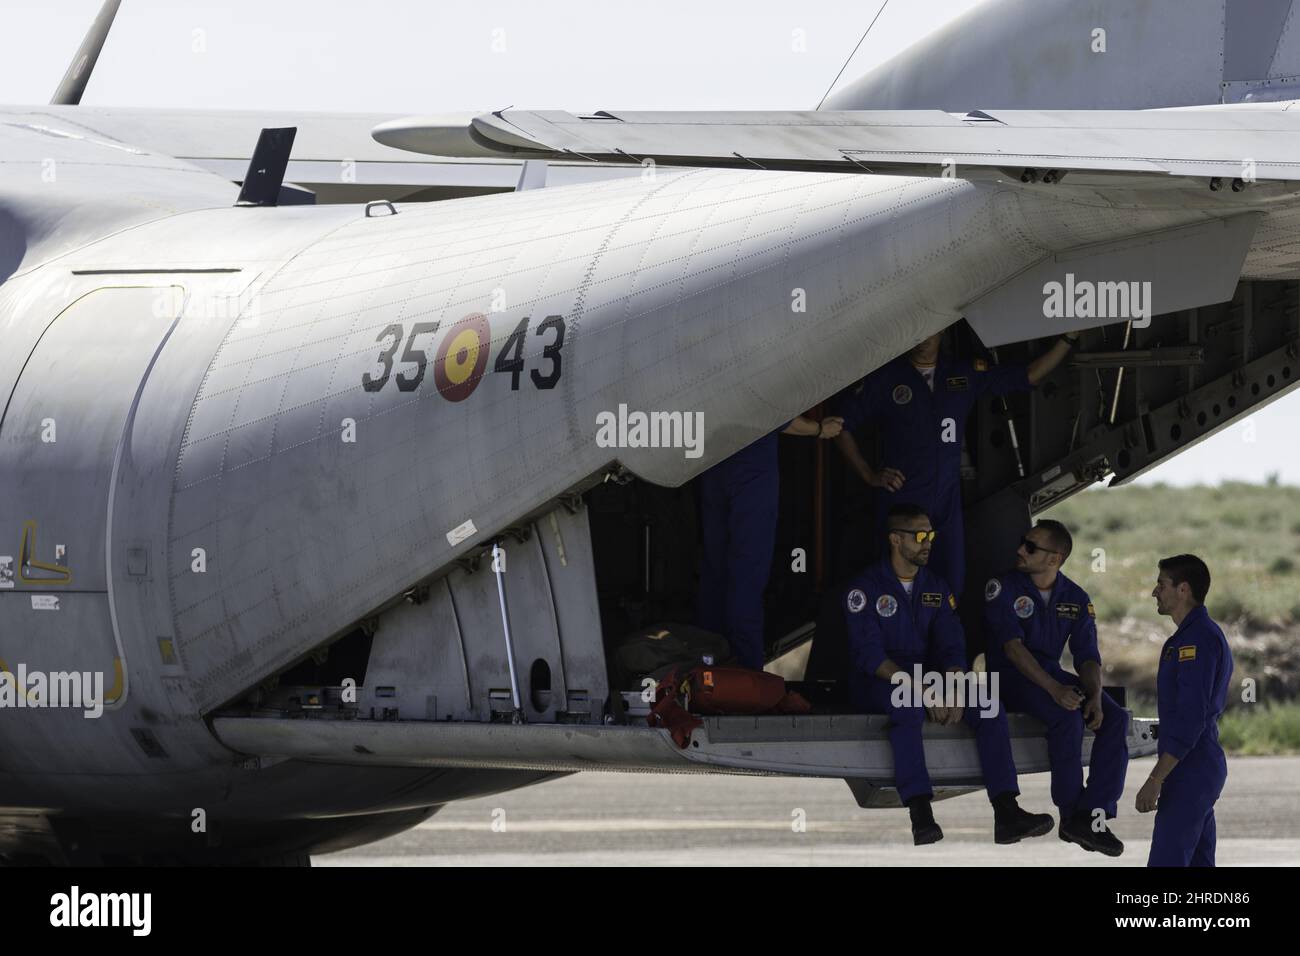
top-left (589, 284), bottom-right (1300, 716)
top-left (229, 281), bottom-right (1299, 727)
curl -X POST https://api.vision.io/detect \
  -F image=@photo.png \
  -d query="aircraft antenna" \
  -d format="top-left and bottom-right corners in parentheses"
top-left (815, 0), bottom-right (891, 111)
top-left (50, 0), bottom-right (123, 106)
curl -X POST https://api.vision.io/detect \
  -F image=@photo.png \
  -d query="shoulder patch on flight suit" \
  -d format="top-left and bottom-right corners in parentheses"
top-left (1087, 603), bottom-right (1096, 618)
top-left (948, 594), bottom-right (957, 610)
top-left (1179, 645), bottom-right (1197, 662)
top-left (945, 376), bottom-right (969, 390)
top-left (1013, 595), bottom-right (1035, 619)
top-left (1055, 602), bottom-right (1081, 620)
top-left (876, 595), bottom-right (899, 617)
top-left (892, 384), bottom-right (913, 405)
top-left (973, 359), bottom-right (989, 372)
top-left (984, 578), bottom-right (1002, 602)
top-left (921, 592), bottom-right (943, 608)
top-left (847, 589), bottom-right (867, 614)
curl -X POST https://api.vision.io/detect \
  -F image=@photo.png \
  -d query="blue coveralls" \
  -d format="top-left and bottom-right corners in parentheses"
top-left (696, 426), bottom-right (789, 670)
top-left (984, 570), bottom-right (1129, 818)
top-left (1148, 605), bottom-right (1233, 867)
top-left (838, 355), bottom-right (1032, 596)
top-left (843, 559), bottom-right (1019, 803)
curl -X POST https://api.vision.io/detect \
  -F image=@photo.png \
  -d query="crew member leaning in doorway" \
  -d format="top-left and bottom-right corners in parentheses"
top-left (843, 502), bottom-right (1054, 846)
top-left (1138, 554), bottom-right (1233, 868)
top-left (834, 326), bottom-right (1076, 598)
top-left (696, 414), bottom-right (843, 671)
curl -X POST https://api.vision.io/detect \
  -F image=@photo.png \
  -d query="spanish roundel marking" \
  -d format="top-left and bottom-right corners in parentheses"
top-left (847, 589), bottom-right (867, 614)
top-left (892, 384), bottom-right (913, 405)
top-left (876, 594), bottom-right (899, 618)
top-left (1013, 595), bottom-right (1035, 619)
top-left (434, 312), bottom-right (491, 402)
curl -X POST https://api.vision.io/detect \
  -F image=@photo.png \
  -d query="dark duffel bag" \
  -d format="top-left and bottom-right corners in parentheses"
top-left (610, 623), bottom-right (732, 691)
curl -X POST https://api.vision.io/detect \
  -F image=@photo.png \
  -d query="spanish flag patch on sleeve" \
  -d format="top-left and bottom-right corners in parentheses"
top-left (1087, 603), bottom-right (1096, 618)
top-left (1178, 645), bottom-right (1197, 662)
top-left (948, 594), bottom-right (957, 609)
top-left (974, 359), bottom-right (989, 372)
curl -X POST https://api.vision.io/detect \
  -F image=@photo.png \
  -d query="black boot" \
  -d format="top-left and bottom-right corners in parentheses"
top-left (1058, 807), bottom-right (1125, 857)
top-left (907, 796), bottom-right (943, 846)
top-left (991, 792), bottom-right (1054, 845)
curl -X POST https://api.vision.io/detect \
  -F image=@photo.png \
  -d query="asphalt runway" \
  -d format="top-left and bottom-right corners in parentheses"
top-left (322, 755), bottom-right (1299, 866)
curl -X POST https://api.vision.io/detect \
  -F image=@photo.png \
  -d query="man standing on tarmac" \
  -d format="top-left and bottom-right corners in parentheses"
top-left (1138, 554), bottom-right (1233, 867)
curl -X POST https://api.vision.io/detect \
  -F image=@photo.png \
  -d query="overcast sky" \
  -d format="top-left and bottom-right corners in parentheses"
top-left (2, 0), bottom-right (1297, 485)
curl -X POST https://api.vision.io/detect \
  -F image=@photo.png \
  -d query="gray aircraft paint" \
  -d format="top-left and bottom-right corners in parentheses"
top-left (0, 0), bottom-right (1284, 859)
top-left (826, 0), bottom-right (1300, 111)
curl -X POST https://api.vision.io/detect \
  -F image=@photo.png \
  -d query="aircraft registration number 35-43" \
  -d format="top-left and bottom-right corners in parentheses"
top-left (361, 312), bottom-right (567, 402)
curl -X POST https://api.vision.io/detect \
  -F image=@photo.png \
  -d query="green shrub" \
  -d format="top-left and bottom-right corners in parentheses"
top-left (1219, 703), bottom-right (1300, 755)
top-left (1099, 601), bottom-right (1127, 623)
top-left (1269, 556), bottom-right (1296, 575)
top-left (1207, 592), bottom-right (1246, 622)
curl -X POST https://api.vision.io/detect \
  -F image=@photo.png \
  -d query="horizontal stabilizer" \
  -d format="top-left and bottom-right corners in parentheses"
top-left (373, 107), bottom-right (1300, 182)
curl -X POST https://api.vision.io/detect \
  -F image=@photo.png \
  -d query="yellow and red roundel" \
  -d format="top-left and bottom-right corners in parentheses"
top-left (434, 313), bottom-right (491, 402)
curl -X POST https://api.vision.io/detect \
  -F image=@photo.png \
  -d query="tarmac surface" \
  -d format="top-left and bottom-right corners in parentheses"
top-left (322, 755), bottom-right (1299, 866)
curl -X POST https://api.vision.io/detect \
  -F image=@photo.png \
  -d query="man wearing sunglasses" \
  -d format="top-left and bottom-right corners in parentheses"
top-left (835, 328), bottom-right (1077, 597)
top-left (844, 503), bottom-right (1054, 846)
top-left (984, 520), bottom-right (1130, 856)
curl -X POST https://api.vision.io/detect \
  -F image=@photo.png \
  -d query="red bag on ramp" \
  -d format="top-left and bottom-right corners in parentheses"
top-left (647, 666), bottom-right (811, 748)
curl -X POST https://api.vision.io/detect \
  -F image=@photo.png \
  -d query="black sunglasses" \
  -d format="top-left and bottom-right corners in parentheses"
top-left (1020, 536), bottom-right (1062, 556)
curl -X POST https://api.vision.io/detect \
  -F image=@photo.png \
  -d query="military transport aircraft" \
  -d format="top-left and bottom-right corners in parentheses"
top-left (1, 0), bottom-right (1296, 864)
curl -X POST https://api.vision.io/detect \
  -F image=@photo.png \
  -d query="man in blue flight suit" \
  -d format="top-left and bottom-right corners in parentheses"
top-left (697, 415), bottom-right (843, 670)
top-left (843, 502), bottom-right (1054, 846)
top-left (1137, 555), bottom-right (1233, 867)
top-left (984, 519), bottom-right (1129, 856)
top-left (835, 328), bottom-right (1077, 596)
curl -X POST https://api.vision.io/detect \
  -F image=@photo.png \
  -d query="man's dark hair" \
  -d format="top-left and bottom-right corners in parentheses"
top-left (1158, 554), bottom-right (1211, 605)
top-left (886, 502), bottom-right (930, 525)
top-left (1035, 519), bottom-right (1073, 562)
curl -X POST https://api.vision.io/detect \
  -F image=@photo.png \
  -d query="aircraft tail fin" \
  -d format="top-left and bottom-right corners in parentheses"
top-left (50, 0), bottom-right (123, 106)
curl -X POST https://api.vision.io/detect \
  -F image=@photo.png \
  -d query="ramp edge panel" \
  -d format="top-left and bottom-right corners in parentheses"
top-left (213, 714), bottom-right (1157, 781)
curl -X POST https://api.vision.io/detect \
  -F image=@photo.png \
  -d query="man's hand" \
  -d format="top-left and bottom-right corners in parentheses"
top-left (942, 704), bottom-right (964, 726)
top-left (1082, 693), bottom-right (1104, 730)
top-left (926, 705), bottom-right (949, 724)
top-left (1050, 681), bottom-right (1085, 711)
top-left (869, 467), bottom-right (906, 492)
top-left (818, 416), bottom-right (845, 439)
top-left (1136, 776), bottom-right (1162, 813)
